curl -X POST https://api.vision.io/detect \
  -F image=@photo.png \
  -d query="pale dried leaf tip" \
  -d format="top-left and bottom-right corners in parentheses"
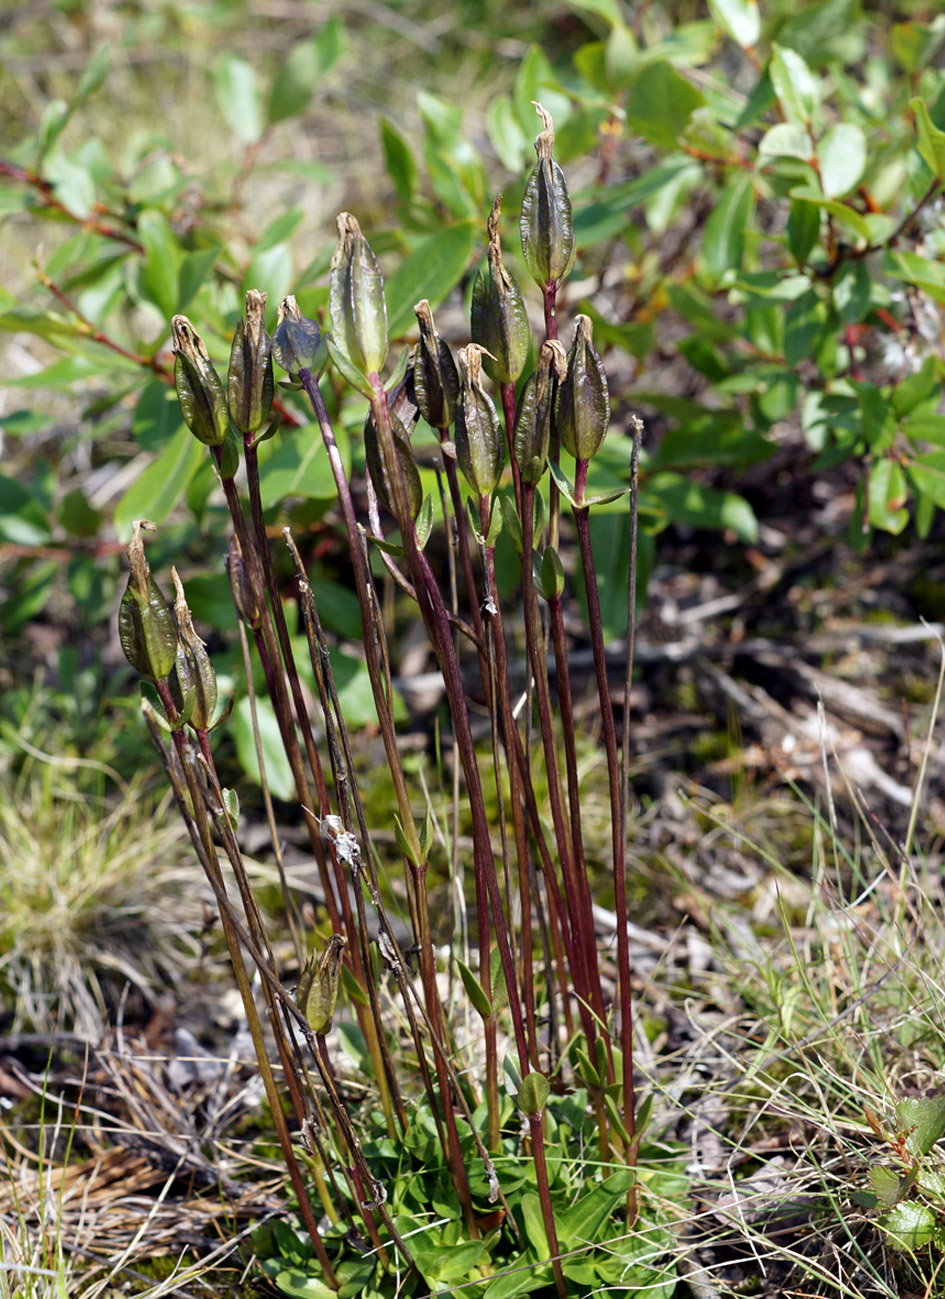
top-left (532, 101), bottom-right (555, 157)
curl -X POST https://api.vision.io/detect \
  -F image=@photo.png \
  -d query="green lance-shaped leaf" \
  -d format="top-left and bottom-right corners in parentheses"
top-left (119, 520), bottom-right (177, 682)
top-left (169, 567), bottom-right (218, 731)
top-left (329, 211), bottom-right (388, 377)
top-left (513, 338), bottom-right (567, 485)
top-left (363, 405), bottom-right (423, 520)
top-left (413, 299), bottom-right (460, 429)
top-left (555, 314), bottom-right (610, 461)
top-left (455, 345), bottom-right (506, 497)
top-left (171, 315), bottom-right (229, 446)
top-left (471, 194), bottom-right (530, 385)
top-left (272, 294), bottom-right (323, 377)
top-left (297, 933), bottom-right (348, 1035)
top-left (456, 958), bottom-right (494, 1018)
top-left (228, 289), bottom-right (274, 435)
top-left (520, 103), bottom-right (575, 291)
top-left (517, 1070), bottom-right (550, 1117)
top-left (540, 545), bottom-right (565, 601)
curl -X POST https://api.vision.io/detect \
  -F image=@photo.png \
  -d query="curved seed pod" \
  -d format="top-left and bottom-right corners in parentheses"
top-left (555, 315), bottom-right (610, 460)
top-left (172, 316), bottom-right (229, 446)
top-left (413, 300), bottom-right (459, 429)
top-left (455, 345), bottom-right (505, 497)
top-left (119, 520), bottom-right (177, 682)
top-left (470, 195), bottom-right (530, 386)
top-left (272, 295), bottom-right (323, 377)
top-left (329, 212), bottom-right (388, 377)
top-left (228, 290), bottom-right (274, 435)
top-left (364, 406), bottom-right (423, 520)
top-left (520, 104), bottom-right (576, 291)
top-left (298, 934), bottom-right (348, 1035)
top-left (513, 339), bottom-right (567, 485)
top-left (169, 568), bottom-right (217, 731)
top-left (225, 536), bottom-right (259, 629)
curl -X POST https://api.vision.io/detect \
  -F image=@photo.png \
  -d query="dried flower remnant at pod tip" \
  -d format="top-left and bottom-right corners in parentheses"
top-left (413, 299), bottom-right (459, 430)
top-left (170, 567), bottom-right (218, 731)
top-left (513, 338), bottom-right (567, 486)
top-left (272, 295), bottom-right (323, 378)
top-left (455, 344), bottom-right (506, 497)
top-left (471, 195), bottom-right (530, 386)
top-left (119, 520), bottom-right (177, 683)
top-left (171, 315), bottom-right (229, 446)
top-left (227, 290), bottom-right (274, 435)
top-left (556, 315), bottom-right (610, 462)
top-left (520, 103), bottom-right (576, 293)
top-left (329, 212), bottom-right (388, 377)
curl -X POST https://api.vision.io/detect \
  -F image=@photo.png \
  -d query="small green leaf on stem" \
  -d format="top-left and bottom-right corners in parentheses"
top-left (540, 545), bottom-right (565, 600)
top-left (517, 1071), bottom-right (550, 1117)
top-left (457, 958), bottom-right (494, 1018)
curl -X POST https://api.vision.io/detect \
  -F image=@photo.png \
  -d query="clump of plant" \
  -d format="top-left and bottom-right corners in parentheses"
top-left (118, 108), bottom-right (678, 1296)
top-left (0, 759), bottom-right (194, 1037)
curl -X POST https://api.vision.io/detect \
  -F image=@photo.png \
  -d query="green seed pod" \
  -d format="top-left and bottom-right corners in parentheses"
top-left (363, 405), bottom-right (423, 521)
top-left (272, 295), bottom-right (323, 377)
top-left (228, 290), bottom-right (274, 435)
top-left (513, 339), bottom-right (567, 485)
top-left (520, 104), bottom-right (576, 292)
top-left (413, 300), bottom-right (459, 430)
top-left (226, 536), bottom-right (259, 629)
top-left (329, 212), bottom-right (388, 377)
top-left (555, 315), bottom-right (610, 461)
top-left (169, 568), bottom-right (217, 731)
top-left (119, 520), bottom-right (177, 682)
top-left (455, 345), bottom-right (506, 498)
top-left (470, 195), bottom-right (530, 386)
top-left (297, 934), bottom-right (347, 1035)
top-left (172, 316), bottom-right (229, 446)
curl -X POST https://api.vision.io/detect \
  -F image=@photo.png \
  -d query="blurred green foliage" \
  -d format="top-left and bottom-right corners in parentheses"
top-left (4, 0), bottom-right (945, 752)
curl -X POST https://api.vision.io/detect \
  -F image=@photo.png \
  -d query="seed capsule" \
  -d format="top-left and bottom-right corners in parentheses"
top-left (555, 315), bottom-right (610, 461)
top-left (413, 300), bottom-right (459, 430)
top-left (226, 536), bottom-right (259, 629)
top-left (455, 345), bottom-right (505, 497)
top-left (298, 933), bottom-right (348, 1035)
top-left (170, 568), bottom-right (218, 731)
top-left (471, 195), bottom-right (530, 386)
top-left (272, 295), bottom-right (323, 377)
top-left (513, 339), bottom-right (567, 485)
top-left (172, 316), bottom-right (229, 446)
top-left (363, 405), bottom-right (422, 520)
top-left (329, 212), bottom-right (388, 377)
top-left (119, 520), bottom-right (177, 682)
top-left (520, 104), bottom-right (576, 292)
top-left (228, 290), bottom-right (274, 435)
